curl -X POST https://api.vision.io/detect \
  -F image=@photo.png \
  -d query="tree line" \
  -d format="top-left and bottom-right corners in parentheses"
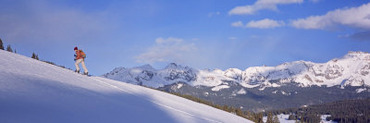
top-left (1, 38), bottom-right (38, 59)
top-left (0, 38), bottom-right (69, 69)
top-left (1, 38), bottom-right (16, 53)
top-left (266, 98), bottom-right (370, 123)
top-left (153, 85), bottom-right (369, 123)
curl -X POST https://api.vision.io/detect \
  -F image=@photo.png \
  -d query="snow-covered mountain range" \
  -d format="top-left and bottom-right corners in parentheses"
top-left (103, 51), bottom-right (370, 91)
top-left (0, 50), bottom-right (251, 123)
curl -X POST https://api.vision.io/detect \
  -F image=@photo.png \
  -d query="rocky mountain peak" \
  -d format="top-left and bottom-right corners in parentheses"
top-left (103, 51), bottom-right (370, 89)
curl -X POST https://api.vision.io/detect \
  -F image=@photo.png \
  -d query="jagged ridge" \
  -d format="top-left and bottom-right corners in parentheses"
top-left (103, 51), bottom-right (370, 90)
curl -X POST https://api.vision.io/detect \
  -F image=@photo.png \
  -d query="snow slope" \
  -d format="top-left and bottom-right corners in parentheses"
top-left (0, 50), bottom-right (251, 123)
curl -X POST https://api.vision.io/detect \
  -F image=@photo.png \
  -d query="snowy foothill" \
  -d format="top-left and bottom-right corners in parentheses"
top-left (211, 85), bottom-right (230, 91)
top-left (0, 51), bottom-right (252, 123)
top-left (356, 88), bottom-right (368, 93)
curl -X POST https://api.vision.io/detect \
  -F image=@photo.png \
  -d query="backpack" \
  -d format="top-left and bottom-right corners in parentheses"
top-left (79, 50), bottom-right (86, 58)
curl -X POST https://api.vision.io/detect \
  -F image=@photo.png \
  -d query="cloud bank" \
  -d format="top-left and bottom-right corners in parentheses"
top-left (232, 19), bottom-right (284, 29)
top-left (291, 3), bottom-right (370, 30)
top-left (246, 19), bottom-right (285, 29)
top-left (135, 37), bottom-right (197, 64)
top-left (229, 0), bottom-right (303, 15)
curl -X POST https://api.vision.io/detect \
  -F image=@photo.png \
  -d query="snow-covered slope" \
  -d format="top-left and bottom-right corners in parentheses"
top-left (104, 51), bottom-right (370, 90)
top-left (0, 50), bottom-right (251, 123)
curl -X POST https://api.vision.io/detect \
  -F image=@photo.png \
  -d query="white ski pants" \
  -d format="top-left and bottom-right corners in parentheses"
top-left (75, 59), bottom-right (88, 73)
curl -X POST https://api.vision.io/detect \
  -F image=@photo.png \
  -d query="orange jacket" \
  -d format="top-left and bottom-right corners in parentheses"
top-left (75, 50), bottom-right (84, 60)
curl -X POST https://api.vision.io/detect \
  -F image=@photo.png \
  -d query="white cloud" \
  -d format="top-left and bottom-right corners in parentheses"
top-left (136, 37), bottom-right (197, 64)
top-left (229, 5), bottom-right (257, 15)
top-left (291, 3), bottom-right (370, 30)
top-left (231, 19), bottom-right (284, 29)
top-left (231, 21), bottom-right (244, 27)
top-left (229, 0), bottom-right (303, 15)
top-left (246, 19), bottom-right (285, 29)
top-left (256, 0), bottom-right (303, 5)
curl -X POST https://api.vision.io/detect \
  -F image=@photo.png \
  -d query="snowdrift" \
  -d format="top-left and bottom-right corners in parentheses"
top-left (0, 50), bottom-right (251, 123)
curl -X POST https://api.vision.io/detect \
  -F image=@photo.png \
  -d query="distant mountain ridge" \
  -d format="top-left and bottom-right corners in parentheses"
top-left (103, 51), bottom-right (370, 111)
top-left (103, 51), bottom-right (370, 90)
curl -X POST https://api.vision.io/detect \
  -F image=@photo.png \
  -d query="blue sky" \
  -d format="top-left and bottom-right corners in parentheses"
top-left (1, 0), bottom-right (370, 75)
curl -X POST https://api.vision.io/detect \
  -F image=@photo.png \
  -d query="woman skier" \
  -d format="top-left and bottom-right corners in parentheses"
top-left (74, 47), bottom-right (88, 75)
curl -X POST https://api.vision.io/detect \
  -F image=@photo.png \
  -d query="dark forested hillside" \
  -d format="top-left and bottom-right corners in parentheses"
top-left (267, 98), bottom-right (370, 123)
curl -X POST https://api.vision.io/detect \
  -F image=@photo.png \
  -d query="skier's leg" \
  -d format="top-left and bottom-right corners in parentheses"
top-left (81, 59), bottom-right (88, 74)
top-left (75, 59), bottom-right (82, 72)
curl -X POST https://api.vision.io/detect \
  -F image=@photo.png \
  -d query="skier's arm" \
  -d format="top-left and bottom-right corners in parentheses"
top-left (75, 51), bottom-right (82, 59)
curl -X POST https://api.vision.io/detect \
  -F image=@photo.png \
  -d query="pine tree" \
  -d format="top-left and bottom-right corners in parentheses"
top-left (222, 105), bottom-right (229, 112)
top-left (288, 114), bottom-right (296, 120)
top-left (300, 114), bottom-right (304, 123)
top-left (245, 111), bottom-right (252, 118)
top-left (295, 119), bottom-right (299, 123)
top-left (255, 113), bottom-right (264, 123)
top-left (6, 45), bottom-right (13, 52)
top-left (32, 52), bottom-right (39, 60)
top-left (273, 115), bottom-right (280, 123)
top-left (0, 38), bottom-right (4, 50)
top-left (266, 112), bottom-right (273, 123)
top-left (31, 52), bottom-right (36, 59)
top-left (235, 108), bottom-right (243, 117)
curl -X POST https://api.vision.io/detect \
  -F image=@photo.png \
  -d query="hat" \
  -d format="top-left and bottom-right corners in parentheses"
top-left (74, 47), bottom-right (78, 50)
